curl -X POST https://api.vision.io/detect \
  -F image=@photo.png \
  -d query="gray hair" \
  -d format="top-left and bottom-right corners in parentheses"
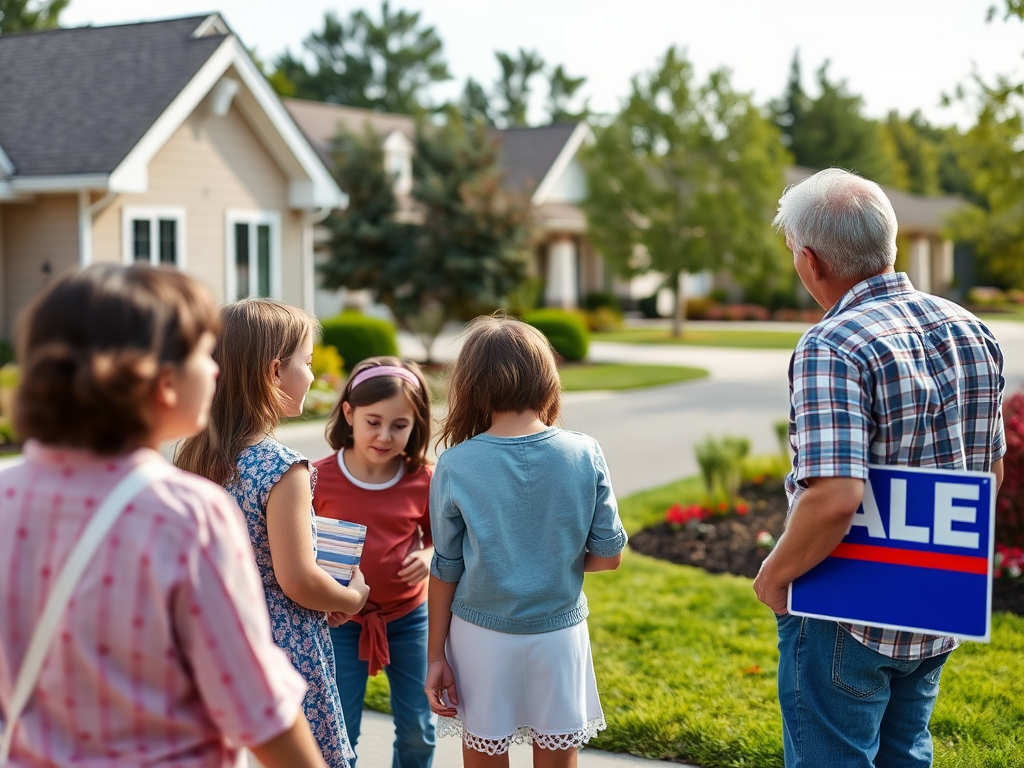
top-left (772, 168), bottom-right (897, 281)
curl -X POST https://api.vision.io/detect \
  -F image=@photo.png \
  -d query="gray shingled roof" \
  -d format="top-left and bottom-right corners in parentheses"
top-left (283, 100), bottom-right (581, 198)
top-left (0, 15), bottom-right (225, 177)
top-left (494, 123), bottom-right (578, 196)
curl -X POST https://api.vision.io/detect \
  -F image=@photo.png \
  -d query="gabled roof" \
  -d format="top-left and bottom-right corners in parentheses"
top-left (0, 14), bottom-right (344, 208)
top-left (0, 15), bottom-right (222, 177)
top-left (494, 123), bottom-right (580, 198)
top-left (284, 100), bottom-right (590, 206)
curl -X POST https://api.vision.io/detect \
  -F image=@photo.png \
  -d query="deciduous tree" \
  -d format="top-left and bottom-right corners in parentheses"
top-left (582, 47), bottom-right (789, 336)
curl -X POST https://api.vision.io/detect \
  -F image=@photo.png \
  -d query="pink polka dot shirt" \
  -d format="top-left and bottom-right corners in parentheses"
top-left (0, 442), bottom-right (307, 766)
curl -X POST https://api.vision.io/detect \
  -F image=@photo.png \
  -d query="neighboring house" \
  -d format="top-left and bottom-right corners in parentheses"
top-left (285, 99), bottom-right (606, 316)
top-left (0, 14), bottom-right (345, 341)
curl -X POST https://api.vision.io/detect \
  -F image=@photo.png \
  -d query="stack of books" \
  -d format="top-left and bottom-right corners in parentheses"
top-left (315, 516), bottom-right (366, 586)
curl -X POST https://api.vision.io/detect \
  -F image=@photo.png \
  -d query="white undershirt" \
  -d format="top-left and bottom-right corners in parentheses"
top-left (337, 448), bottom-right (405, 490)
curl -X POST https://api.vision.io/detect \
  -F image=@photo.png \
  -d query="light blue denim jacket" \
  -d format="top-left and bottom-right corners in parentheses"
top-left (429, 427), bottom-right (627, 634)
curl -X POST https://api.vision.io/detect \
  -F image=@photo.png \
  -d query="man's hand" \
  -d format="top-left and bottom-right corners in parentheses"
top-left (751, 477), bottom-right (863, 614)
top-left (753, 559), bottom-right (790, 614)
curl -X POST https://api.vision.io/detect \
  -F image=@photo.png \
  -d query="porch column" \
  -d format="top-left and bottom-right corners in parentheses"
top-left (909, 235), bottom-right (931, 294)
top-left (544, 236), bottom-right (578, 309)
top-left (935, 239), bottom-right (954, 295)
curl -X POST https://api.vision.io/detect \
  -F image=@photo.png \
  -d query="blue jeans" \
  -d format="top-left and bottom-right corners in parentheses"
top-left (776, 614), bottom-right (949, 768)
top-left (330, 602), bottom-right (435, 768)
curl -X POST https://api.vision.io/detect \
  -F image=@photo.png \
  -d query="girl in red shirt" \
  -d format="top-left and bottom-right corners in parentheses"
top-left (312, 356), bottom-right (435, 768)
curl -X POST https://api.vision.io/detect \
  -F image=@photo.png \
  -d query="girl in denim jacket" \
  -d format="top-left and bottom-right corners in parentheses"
top-left (425, 316), bottom-right (627, 768)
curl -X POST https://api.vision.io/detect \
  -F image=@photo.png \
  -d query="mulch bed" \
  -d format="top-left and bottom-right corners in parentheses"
top-left (630, 479), bottom-right (1024, 617)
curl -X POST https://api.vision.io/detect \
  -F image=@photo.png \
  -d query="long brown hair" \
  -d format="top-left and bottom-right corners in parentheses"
top-left (439, 315), bottom-right (560, 449)
top-left (325, 356), bottom-right (431, 472)
top-left (176, 299), bottom-right (316, 484)
top-left (14, 264), bottom-right (218, 454)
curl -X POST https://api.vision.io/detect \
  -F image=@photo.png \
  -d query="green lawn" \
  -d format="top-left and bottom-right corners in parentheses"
top-left (366, 474), bottom-right (1024, 768)
top-left (558, 363), bottom-right (707, 391)
top-left (594, 328), bottom-right (806, 350)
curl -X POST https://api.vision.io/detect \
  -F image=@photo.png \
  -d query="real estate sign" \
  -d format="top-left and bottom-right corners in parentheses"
top-left (789, 465), bottom-right (996, 642)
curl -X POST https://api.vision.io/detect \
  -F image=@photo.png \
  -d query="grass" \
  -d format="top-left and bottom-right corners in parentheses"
top-left (594, 328), bottom-right (806, 350)
top-left (365, 474), bottom-right (1024, 768)
top-left (558, 363), bottom-right (707, 391)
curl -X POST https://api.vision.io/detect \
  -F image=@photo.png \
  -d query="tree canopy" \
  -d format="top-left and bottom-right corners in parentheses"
top-left (771, 54), bottom-right (902, 187)
top-left (271, 1), bottom-right (450, 113)
top-left (0, 0), bottom-right (67, 33)
top-left (582, 47), bottom-right (790, 335)
top-left (318, 112), bottom-right (533, 359)
top-left (944, 1), bottom-right (1024, 289)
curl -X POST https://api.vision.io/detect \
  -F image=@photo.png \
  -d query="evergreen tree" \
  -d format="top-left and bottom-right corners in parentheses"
top-left (318, 126), bottom-right (407, 306)
top-left (546, 64), bottom-right (588, 123)
top-left (402, 111), bottom-right (533, 358)
top-left (0, 0), bottom-right (67, 33)
top-left (582, 47), bottom-right (790, 336)
top-left (883, 111), bottom-right (942, 196)
top-left (493, 49), bottom-right (545, 126)
top-left (271, 2), bottom-right (450, 114)
top-left (318, 113), bottom-right (532, 360)
top-left (773, 55), bottom-right (902, 187)
top-left (457, 77), bottom-right (494, 125)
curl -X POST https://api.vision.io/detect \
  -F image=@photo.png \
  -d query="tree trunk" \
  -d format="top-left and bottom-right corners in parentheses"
top-left (671, 271), bottom-right (688, 338)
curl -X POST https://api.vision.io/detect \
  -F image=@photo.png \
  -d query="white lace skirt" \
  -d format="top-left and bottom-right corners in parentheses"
top-left (437, 614), bottom-right (607, 754)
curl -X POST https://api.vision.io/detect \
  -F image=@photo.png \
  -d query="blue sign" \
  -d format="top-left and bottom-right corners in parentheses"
top-left (789, 464), bottom-right (996, 642)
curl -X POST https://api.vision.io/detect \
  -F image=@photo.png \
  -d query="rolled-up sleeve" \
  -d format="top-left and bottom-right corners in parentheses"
top-left (429, 458), bottom-right (465, 582)
top-left (586, 443), bottom-right (627, 557)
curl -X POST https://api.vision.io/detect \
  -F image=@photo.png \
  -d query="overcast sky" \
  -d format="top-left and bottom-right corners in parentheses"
top-left (63, 0), bottom-right (1024, 127)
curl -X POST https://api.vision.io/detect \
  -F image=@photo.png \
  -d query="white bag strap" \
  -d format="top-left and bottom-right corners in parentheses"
top-left (0, 461), bottom-right (174, 765)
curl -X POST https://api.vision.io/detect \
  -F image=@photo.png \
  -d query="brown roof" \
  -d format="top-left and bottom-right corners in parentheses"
top-left (284, 100), bottom-right (583, 199)
top-left (784, 166), bottom-right (963, 236)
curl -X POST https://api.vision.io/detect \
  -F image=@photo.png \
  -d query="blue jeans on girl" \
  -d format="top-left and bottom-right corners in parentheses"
top-left (330, 602), bottom-right (435, 768)
top-left (776, 614), bottom-right (949, 767)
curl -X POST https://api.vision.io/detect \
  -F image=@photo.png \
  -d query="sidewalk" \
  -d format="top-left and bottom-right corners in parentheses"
top-left (355, 709), bottom-right (694, 768)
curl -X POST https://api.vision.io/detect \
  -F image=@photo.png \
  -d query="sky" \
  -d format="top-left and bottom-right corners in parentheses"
top-left (62, 0), bottom-right (1024, 128)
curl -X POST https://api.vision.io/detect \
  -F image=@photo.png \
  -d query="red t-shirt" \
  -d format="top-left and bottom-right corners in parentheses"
top-left (312, 451), bottom-right (433, 620)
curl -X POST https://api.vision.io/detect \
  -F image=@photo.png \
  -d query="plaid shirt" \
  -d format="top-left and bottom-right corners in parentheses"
top-left (786, 272), bottom-right (1005, 660)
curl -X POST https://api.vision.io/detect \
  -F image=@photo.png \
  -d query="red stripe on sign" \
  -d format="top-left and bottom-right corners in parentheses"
top-left (830, 543), bottom-right (989, 575)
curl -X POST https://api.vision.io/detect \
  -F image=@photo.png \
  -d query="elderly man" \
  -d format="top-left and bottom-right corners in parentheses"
top-left (754, 168), bottom-right (1005, 767)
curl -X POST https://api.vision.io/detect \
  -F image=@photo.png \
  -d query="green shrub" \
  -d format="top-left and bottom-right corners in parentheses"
top-left (320, 312), bottom-right (399, 372)
top-left (505, 277), bottom-right (543, 317)
top-left (523, 309), bottom-right (589, 361)
top-left (584, 306), bottom-right (624, 332)
top-left (581, 291), bottom-right (621, 312)
top-left (312, 344), bottom-right (344, 380)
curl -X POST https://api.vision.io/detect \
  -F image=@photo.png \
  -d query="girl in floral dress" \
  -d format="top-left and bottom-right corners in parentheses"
top-left (178, 299), bottom-right (369, 768)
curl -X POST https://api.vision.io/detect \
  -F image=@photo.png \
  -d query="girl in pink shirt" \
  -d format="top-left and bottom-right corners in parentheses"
top-left (0, 265), bottom-right (327, 767)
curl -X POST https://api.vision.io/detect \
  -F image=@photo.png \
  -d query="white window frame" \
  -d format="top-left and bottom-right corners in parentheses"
top-left (225, 209), bottom-right (282, 302)
top-left (121, 206), bottom-right (187, 267)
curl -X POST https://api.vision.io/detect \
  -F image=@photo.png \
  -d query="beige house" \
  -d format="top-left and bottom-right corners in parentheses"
top-left (284, 100), bottom-right (606, 315)
top-left (0, 14), bottom-right (345, 341)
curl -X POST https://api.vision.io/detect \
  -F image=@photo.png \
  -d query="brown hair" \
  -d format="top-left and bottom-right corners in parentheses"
top-left (439, 315), bottom-right (560, 448)
top-left (176, 299), bottom-right (316, 484)
top-left (13, 264), bottom-right (219, 454)
top-left (325, 356), bottom-right (431, 472)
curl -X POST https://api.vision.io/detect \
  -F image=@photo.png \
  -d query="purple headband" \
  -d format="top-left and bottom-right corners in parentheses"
top-left (348, 365), bottom-right (421, 392)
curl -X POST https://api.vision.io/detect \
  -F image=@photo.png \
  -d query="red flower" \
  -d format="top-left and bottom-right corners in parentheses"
top-left (736, 502), bottom-right (749, 516)
top-left (717, 502), bottom-right (729, 513)
top-left (665, 503), bottom-right (687, 526)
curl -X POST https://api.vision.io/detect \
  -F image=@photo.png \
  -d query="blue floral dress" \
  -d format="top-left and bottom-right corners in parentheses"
top-left (227, 437), bottom-right (354, 768)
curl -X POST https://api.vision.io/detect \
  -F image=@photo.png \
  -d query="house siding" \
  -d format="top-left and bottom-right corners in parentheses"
top-left (2, 195), bottom-right (79, 338)
top-left (92, 100), bottom-right (302, 305)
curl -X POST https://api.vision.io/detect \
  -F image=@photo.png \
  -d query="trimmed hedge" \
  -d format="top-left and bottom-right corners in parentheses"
top-left (319, 312), bottom-right (399, 372)
top-left (523, 309), bottom-right (589, 361)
